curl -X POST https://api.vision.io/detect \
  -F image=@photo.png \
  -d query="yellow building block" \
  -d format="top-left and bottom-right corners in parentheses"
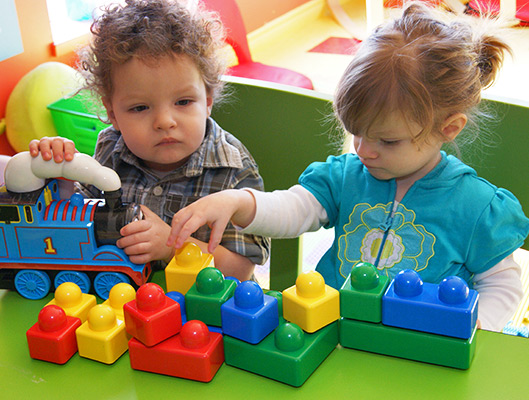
top-left (46, 282), bottom-right (97, 323)
top-left (76, 304), bottom-right (128, 364)
top-left (165, 242), bottom-right (214, 294)
top-left (102, 282), bottom-right (136, 320)
top-left (282, 271), bottom-right (340, 333)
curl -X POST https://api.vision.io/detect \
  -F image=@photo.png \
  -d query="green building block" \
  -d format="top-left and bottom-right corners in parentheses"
top-left (339, 317), bottom-right (476, 369)
top-left (224, 321), bottom-right (339, 387)
top-left (339, 262), bottom-right (389, 323)
top-left (185, 267), bottom-right (237, 326)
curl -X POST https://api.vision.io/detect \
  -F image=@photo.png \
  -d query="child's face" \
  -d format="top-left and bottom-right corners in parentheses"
top-left (353, 112), bottom-right (444, 183)
top-left (103, 54), bottom-right (213, 171)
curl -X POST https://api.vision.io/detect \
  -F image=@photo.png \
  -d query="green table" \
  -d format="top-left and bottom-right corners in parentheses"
top-left (1, 273), bottom-right (528, 400)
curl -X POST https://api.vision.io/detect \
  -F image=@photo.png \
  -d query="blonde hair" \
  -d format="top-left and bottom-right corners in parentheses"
top-left (78, 0), bottom-right (227, 102)
top-left (334, 2), bottom-right (511, 144)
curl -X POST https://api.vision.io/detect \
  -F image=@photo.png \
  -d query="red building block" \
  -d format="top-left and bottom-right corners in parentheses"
top-left (123, 283), bottom-right (182, 346)
top-left (26, 305), bottom-right (82, 364)
top-left (129, 320), bottom-right (224, 382)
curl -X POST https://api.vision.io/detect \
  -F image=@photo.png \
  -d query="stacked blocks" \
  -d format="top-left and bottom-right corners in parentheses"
top-left (129, 319), bottom-right (224, 382)
top-left (46, 281), bottom-right (97, 322)
top-left (282, 271), bottom-right (340, 333)
top-left (223, 320), bottom-right (339, 387)
top-left (102, 282), bottom-right (136, 321)
top-left (165, 242), bottom-right (214, 294)
top-left (382, 271), bottom-right (478, 339)
top-left (221, 280), bottom-right (279, 344)
top-left (340, 262), bottom-right (389, 323)
top-left (26, 304), bottom-right (82, 364)
top-left (339, 267), bottom-right (478, 369)
top-left (76, 304), bottom-right (129, 364)
top-left (185, 267), bottom-right (237, 326)
top-left (123, 283), bottom-right (182, 346)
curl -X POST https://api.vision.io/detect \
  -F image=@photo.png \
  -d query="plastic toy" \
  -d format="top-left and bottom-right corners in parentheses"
top-left (339, 262), bottom-right (389, 323)
top-left (221, 280), bottom-right (279, 344)
top-left (123, 282), bottom-right (182, 346)
top-left (223, 321), bottom-right (339, 387)
top-left (185, 267), bottom-right (237, 327)
top-left (339, 317), bottom-right (477, 369)
top-left (165, 242), bottom-right (214, 294)
top-left (166, 290), bottom-right (187, 324)
top-left (75, 304), bottom-right (129, 364)
top-left (102, 282), bottom-right (136, 320)
top-left (282, 271), bottom-right (340, 333)
top-left (46, 282), bottom-right (97, 323)
top-left (26, 304), bottom-right (81, 364)
top-left (129, 320), bottom-right (224, 382)
top-left (0, 151), bottom-right (151, 300)
top-left (382, 270), bottom-right (478, 339)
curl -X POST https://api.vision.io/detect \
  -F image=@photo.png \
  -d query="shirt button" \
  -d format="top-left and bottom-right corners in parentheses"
top-left (153, 186), bottom-right (163, 196)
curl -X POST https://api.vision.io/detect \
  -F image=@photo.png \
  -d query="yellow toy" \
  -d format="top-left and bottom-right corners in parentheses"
top-left (102, 282), bottom-right (136, 320)
top-left (46, 282), bottom-right (96, 323)
top-left (76, 304), bottom-right (128, 364)
top-left (165, 242), bottom-right (214, 294)
top-left (282, 271), bottom-right (340, 333)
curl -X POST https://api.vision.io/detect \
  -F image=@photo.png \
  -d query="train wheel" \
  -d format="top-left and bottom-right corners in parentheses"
top-left (94, 272), bottom-right (131, 300)
top-left (14, 270), bottom-right (51, 300)
top-left (54, 271), bottom-right (91, 293)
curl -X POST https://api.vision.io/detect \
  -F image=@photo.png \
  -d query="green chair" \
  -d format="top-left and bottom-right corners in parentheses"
top-left (212, 76), bottom-right (342, 291)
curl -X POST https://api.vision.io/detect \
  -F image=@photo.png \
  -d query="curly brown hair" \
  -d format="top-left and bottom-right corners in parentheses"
top-left (333, 2), bottom-right (511, 145)
top-left (78, 0), bottom-right (227, 102)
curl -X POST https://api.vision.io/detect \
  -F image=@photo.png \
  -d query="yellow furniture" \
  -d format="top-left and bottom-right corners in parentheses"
top-left (282, 271), bottom-right (340, 333)
top-left (165, 242), bottom-right (215, 294)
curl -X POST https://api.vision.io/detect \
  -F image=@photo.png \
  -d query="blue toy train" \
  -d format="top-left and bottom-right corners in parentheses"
top-left (0, 152), bottom-right (151, 300)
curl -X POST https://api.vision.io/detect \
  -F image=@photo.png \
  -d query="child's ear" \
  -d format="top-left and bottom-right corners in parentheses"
top-left (441, 113), bottom-right (467, 142)
top-left (206, 95), bottom-right (213, 117)
top-left (102, 97), bottom-right (120, 131)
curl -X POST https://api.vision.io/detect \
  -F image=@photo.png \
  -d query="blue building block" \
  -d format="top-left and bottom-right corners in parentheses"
top-left (221, 281), bottom-right (279, 344)
top-left (224, 321), bottom-right (339, 387)
top-left (382, 270), bottom-right (478, 339)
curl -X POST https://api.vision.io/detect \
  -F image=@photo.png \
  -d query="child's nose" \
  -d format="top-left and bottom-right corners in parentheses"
top-left (154, 110), bottom-right (177, 131)
top-left (355, 137), bottom-right (377, 159)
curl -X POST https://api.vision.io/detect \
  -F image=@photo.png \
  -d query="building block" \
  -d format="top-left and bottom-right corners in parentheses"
top-left (165, 242), bottom-right (214, 294)
top-left (76, 304), bottom-right (129, 364)
top-left (224, 321), bottom-right (338, 387)
top-left (102, 282), bottom-right (136, 320)
top-left (123, 283), bottom-right (182, 346)
top-left (282, 271), bottom-right (340, 333)
top-left (26, 304), bottom-right (82, 364)
top-left (221, 280), bottom-right (279, 344)
top-left (382, 270), bottom-right (478, 339)
top-left (185, 267), bottom-right (237, 327)
top-left (167, 290), bottom-right (223, 333)
top-left (129, 319), bottom-right (224, 382)
top-left (46, 282), bottom-right (97, 323)
top-left (339, 317), bottom-right (477, 369)
top-left (339, 262), bottom-right (389, 323)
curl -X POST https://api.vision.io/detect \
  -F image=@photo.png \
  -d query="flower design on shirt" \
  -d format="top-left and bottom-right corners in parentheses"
top-left (337, 202), bottom-right (436, 279)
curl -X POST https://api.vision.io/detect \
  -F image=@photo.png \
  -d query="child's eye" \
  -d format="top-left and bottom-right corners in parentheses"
top-left (129, 105), bottom-right (148, 113)
top-left (176, 99), bottom-right (192, 106)
top-left (381, 139), bottom-right (400, 145)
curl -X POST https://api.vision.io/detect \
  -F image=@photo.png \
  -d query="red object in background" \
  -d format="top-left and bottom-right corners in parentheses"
top-left (128, 320), bottom-right (225, 382)
top-left (26, 305), bottom-right (82, 364)
top-left (123, 283), bottom-right (182, 347)
top-left (309, 37), bottom-right (362, 56)
top-left (467, 0), bottom-right (529, 24)
top-left (0, 133), bottom-right (16, 156)
top-left (201, 0), bottom-right (314, 90)
top-left (384, 0), bottom-right (441, 8)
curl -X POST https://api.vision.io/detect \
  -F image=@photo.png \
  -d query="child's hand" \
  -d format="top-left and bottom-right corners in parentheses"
top-left (117, 205), bottom-right (175, 264)
top-left (167, 189), bottom-right (256, 254)
top-left (28, 136), bottom-right (77, 163)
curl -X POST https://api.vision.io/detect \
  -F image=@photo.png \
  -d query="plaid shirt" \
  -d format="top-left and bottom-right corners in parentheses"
top-left (76, 118), bottom-right (270, 266)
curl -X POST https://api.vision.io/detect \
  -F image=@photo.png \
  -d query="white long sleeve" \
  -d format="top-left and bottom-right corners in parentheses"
top-left (472, 254), bottom-right (523, 332)
top-left (241, 185), bottom-right (328, 237)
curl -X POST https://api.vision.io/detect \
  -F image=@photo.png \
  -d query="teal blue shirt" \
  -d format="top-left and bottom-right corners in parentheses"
top-left (299, 152), bottom-right (529, 289)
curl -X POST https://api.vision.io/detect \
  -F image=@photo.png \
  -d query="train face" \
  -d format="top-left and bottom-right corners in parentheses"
top-left (0, 179), bottom-right (151, 300)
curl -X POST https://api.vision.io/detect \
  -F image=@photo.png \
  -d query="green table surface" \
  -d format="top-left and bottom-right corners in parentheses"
top-left (2, 272), bottom-right (528, 400)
